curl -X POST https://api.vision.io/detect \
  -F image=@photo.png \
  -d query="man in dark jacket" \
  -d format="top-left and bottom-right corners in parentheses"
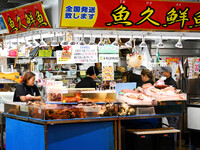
top-left (159, 66), bottom-right (177, 88)
top-left (76, 66), bottom-right (99, 88)
top-left (159, 65), bottom-right (178, 150)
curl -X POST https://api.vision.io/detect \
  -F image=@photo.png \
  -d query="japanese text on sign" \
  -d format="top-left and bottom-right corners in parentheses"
top-left (105, 2), bottom-right (200, 30)
top-left (1, 2), bottom-right (51, 33)
top-left (65, 5), bottom-right (96, 20)
top-left (73, 45), bottom-right (98, 63)
top-left (99, 54), bottom-right (119, 63)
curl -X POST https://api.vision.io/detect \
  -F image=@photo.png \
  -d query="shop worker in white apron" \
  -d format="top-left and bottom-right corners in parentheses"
top-left (13, 72), bottom-right (42, 102)
top-left (76, 66), bottom-right (99, 88)
top-left (159, 65), bottom-right (178, 150)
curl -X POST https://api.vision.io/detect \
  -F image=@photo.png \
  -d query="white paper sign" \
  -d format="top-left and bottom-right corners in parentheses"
top-left (99, 54), bottom-right (119, 62)
top-left (56, 45), bottom-right (98, 64)
top-left (73, 45), bottom-right (98, 63)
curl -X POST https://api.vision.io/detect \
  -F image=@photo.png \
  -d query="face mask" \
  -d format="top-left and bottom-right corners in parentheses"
top-left (160, 76), bottom-right (167, 80)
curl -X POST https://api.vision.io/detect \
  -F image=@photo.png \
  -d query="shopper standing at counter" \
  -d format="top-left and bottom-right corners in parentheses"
top-left (76, 66), bottom-right (99, 88)
top-left (141, 69), bottom-right (154, 85)
top-left (13, 72), bottom-right (42, 102)
top-left (159, 66), bottom-right (177, 88)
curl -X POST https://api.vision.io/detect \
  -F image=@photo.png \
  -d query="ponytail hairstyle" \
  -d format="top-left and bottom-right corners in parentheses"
top-left (141, 69), bottom-right (155, 82)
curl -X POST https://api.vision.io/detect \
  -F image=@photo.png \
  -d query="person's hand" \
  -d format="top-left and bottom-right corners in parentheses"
top-left (25, 94), bottom-right (33, 101)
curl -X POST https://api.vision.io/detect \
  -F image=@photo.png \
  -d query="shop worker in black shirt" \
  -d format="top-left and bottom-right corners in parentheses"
top-left (76, 66), bottom-right (99, 88)
top-left (13, 72), bottom-right (42, 102)
top-left (159, 66), bottom-right (177, 88)
top-left (159, 65), bottom-right (178, 150)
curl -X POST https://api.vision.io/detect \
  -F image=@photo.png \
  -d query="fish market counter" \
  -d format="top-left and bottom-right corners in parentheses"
top-left (4, 100), bottom-right (185, 150)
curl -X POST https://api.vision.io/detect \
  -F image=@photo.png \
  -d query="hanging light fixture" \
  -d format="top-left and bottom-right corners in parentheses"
top-left (17, 35), bottom-right (19, 51)
top-left (104, 38), bottom-right (110, 45)
top-left (125, 35), bottom-right (133, 48)
top-left (69, 33), bottom-right (76, 45)
top-left (98, 34), bottom-right (104, 46)
top-left (157, 35), bottom-right (164, 48)
top-left (51, 31), bottom-right (59, 47)
top-left (112, 35), bottom-right (119, 47)
top-left (60, 32), bottom-right (68, 46)
top-left (139, 35), bottom-right (147, 48)
top-left (39, 32), bottom-right (47, 47)
top-left (175, 36), bottom-right (183, 48)
top-left (8, 36), bottom-right (14, 50)
top-left (32, 32), bottom-right (39, 48)
top-left (24, 35), bottom-right (32, 48)
top-left (88, 34), bottom-right (95, 45)
top-left (79, 33), bottom-right (86, 45)
top-left (132, 39), bottom-right (138, 53)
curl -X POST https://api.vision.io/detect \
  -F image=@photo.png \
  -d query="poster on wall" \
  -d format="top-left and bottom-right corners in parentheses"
top-left (187, 57), bottom-right (200, 79)
top-left (1, 1), bottom-right (51, 33)
top-left (60, 0), bottom-right (200, 31)
top-left (56, 45), bottom-right (98, 64)
top-left (188, 57), bottom-right (194, 79)
top-left (193, 57), bottom-right (199, 78)
top-left (166, 57), bottom-right (180, 80)
top-left (102, 62), bottom-right (114, 81)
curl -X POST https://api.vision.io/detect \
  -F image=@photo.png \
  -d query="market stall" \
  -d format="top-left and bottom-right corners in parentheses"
top-left (2, 0), bottom-right (200, 150)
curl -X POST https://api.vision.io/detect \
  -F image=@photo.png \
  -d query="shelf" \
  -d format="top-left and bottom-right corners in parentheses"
top-left (0, 78), bottom-right (16, 84)
top-left (37, 57), bottom-right (56, 59)
top-left (6, 56), bottom-right (30, 59)
top-left (6, 56), bottom-right (57, 59)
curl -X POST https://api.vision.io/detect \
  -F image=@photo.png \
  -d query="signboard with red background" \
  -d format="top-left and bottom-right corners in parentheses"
top-left (60, 0), bottom-right (200, 31)
top-left (1, 1), bottom-right (51, 33)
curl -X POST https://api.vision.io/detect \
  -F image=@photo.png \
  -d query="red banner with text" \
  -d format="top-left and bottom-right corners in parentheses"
top-left (60, 0), bottom-right (200, 31)
top-left (1, 1), bottom-right (51, 33)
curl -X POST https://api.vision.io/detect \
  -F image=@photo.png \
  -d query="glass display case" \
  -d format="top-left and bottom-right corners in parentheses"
top-left (4, 87), bottom-right (186, 120)
top-left (5, 102), bottom-right (28, 117)
top-left (28, 103), bottom-right (86, 120)
top-left (63, 89), bottom-right (116, 103)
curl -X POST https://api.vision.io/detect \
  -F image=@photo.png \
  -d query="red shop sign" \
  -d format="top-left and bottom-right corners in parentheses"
top-left (1, 1), bottom-right (51, 34)
top-left (60, 0), bottom-right (200, 31)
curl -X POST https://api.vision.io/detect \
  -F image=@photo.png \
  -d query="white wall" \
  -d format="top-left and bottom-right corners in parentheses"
top-left (43, 0), bottom-right (62, 28)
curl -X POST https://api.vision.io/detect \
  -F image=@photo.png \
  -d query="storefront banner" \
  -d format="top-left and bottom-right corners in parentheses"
top-left (73, 45), bottom-right (98, 63)
top-left (99, 45), bottom-right (119, 54)
top-left (99, 54), bottom-right (119, 63)
top-left (1, 1), bottom-right (51, 33)
top-left (60, 0), bottom-right (200, 31)
top-left (56, 45), bottom-right (98, 64)
top-left (102, 62), bottom-right (114, 81)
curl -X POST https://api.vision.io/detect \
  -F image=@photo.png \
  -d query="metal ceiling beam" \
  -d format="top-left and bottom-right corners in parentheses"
top-left (0, 2), bottom-right (15, 8)
top-left (7, 0), bottom-right (36, 3)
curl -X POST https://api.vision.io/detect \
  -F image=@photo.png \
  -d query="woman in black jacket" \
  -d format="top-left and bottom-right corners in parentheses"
top-left (141, 69), bottom-right (154, 85)
top-left (13, 72), bottom-right (42, 102)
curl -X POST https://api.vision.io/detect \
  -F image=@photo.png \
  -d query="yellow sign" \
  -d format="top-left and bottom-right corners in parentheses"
top-left (60, 0), bottom-right (98, 27)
